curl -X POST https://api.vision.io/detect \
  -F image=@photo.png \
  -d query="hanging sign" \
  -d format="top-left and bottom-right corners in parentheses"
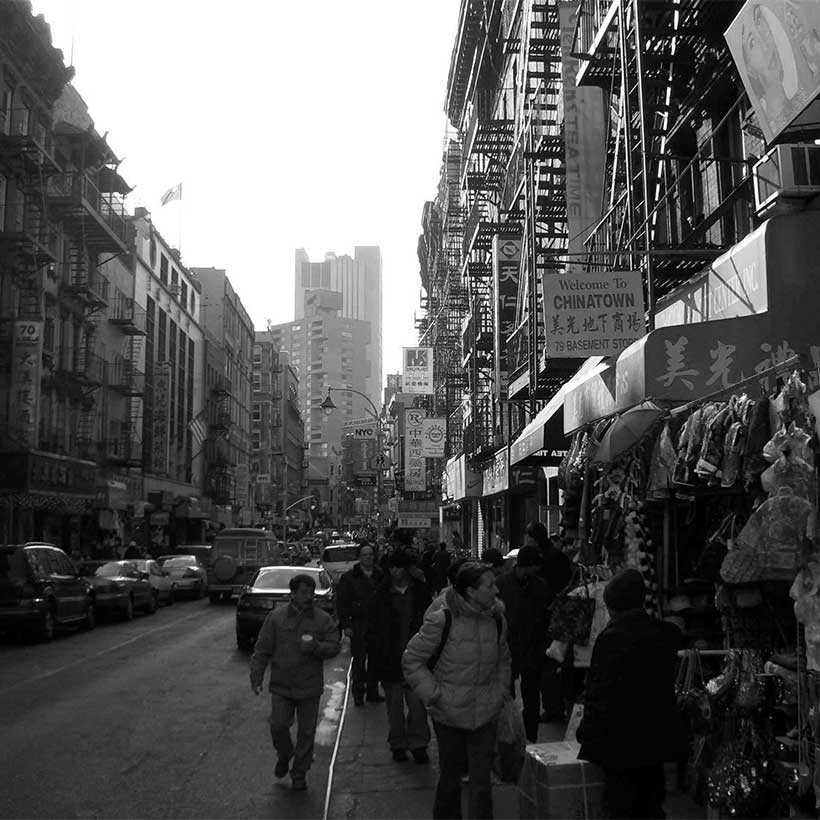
top-left (404, 408), bottom-right (426, 491)
top-left (402, 347), bottom-right (434, 394)
top-left (542, 271), bottom-right (645, 358)
top-left (11, 320), bottom-right (42, 448)
top-left (151, 361), bottom-right (171, 474)
top-left (493, 236), bottom-right (521, 397)
top-left (420, 417), bottom-right (446, 458)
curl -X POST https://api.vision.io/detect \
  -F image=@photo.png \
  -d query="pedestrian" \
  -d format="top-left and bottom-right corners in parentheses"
top-left (124, 540), bottom-right (140, 558)
top-left (367, 549), bottom-right (433, 763)
top-left (337, 543), bottom-right (384, 706)
top-left (524, 521), bottom-right (572, 723)
top-left (250, 572), bottom-right (341, 791)
top-left (495, 544), bottom-right (552, 743)
top-left (403, 561), bottom-right (511, 820)
top-left (432, 541), bottom-right (451, 593)
top-left (451, 530), bottom-right (464, 557)
top-left (576, 568), bottom-right (686, 819)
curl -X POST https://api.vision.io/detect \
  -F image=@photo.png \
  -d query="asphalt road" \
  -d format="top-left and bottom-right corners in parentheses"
top-left (0, 598), bottom-right (351, 819)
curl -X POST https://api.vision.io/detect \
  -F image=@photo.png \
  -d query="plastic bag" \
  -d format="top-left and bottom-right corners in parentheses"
top-left (493, 699), bottom-right (526, 783)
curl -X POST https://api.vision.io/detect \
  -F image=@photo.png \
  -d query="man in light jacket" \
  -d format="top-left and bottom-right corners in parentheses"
top-left (250, 573), bottom-right (341, 791)
top-left (403, 562), bottom-right (511, 820)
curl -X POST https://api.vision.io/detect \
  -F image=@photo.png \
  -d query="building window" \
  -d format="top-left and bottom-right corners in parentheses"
top-left (160, 254), bottom-right (168, 284)
top-left (181, 281), bottom-right (188, 310)
top-left (252, 373), bottom-right (261, 390)
top-left (190, 292), bottom-right (196, 314)
top-left (252, 403), bottom-right (261, 421)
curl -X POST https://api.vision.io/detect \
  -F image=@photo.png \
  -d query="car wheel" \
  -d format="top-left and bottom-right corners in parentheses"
top-left (209, 591), bottom-right (221, 604)
top-left (147, 590), bottom-right (158, 614)
top-left (40, 607), bottom-right (56, 641)
top-left (82, 599), bottom-right (96, 631)
top-left (123, 595), bottom-right (135, 621)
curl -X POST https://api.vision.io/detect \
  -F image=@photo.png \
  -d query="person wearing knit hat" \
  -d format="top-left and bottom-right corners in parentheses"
top-left (576, 569), bottom-right (686, 819)
top-left (496, 542), bottom-right (553, 742)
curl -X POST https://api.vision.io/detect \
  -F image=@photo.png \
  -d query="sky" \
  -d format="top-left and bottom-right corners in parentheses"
top-left (30, 0), bottom-right (461, 377)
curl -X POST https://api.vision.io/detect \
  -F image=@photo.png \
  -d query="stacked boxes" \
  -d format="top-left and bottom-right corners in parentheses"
top-left (518, 741), bottom-right (606, 819)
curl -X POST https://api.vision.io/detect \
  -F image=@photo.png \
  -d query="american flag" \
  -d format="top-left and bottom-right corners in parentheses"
top-left (188, 412), bottom-right (207, 448)
top-left (160, 183), bottom-right (182, 206)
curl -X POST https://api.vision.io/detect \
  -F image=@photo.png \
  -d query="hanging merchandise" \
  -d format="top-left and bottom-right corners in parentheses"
top-left (646, 421), bottom-right (677, 499)
top-left (548, 566), bottom-right (597, 646)
top-left (791, 563), bottom-right (820, 673)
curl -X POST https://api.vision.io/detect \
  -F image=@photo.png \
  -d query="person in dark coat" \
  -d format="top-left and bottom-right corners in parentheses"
top-left (524, 521), bottom-right (572, 722)
top-left (495, 544), bottom-right (553, 742)
top-left (336, 544), bottom-right (383, 706)
top-left (367, 549), bottom-right (433, 762)
top-left (577, 569), bottom-right (686, 819)
top-left (432, 542), bottom-right (451, 593)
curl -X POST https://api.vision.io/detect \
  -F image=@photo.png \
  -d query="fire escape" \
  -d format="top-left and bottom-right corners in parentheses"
top-left (574, 0), bottom-right (751, 315)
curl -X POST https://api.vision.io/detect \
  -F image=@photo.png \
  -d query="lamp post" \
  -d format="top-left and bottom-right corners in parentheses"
top-left (320, 386), bottom-right (385, 537)
top-left (283, 494), bottom-right (315, 545)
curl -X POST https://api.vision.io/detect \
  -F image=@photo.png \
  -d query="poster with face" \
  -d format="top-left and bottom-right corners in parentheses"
top-left (726, 0), bottom-right (820, 143)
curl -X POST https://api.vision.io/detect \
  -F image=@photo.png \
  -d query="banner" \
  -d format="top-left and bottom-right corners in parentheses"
top-left (492, 237), bottom-right (521, 398)
top-left (402, 347), bottom-right (434, 394)
top-left (11, 321), bottom-right (42, 448)
top-left (151, 361), bottom-right (171, 474)
top-left (542, 271), bottom-right (645, 358)
top-left (725, 0), bottom-right (820, 144)
top-left (404, 408), bottom-right (426, 491)
top-left (420, 417), bottom-right (446, 458)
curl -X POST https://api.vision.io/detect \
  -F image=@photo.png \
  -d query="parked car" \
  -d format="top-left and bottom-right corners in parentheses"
top-left (130, 559), bottom-right (175, 606)
top-left (208, 528), bottom-right (282, 602)
top-left (173, 545), bottom-right (212, 566)
top-left (235, 565), bottom-right (336, 650)
top-left (0, 543), bottom-right (96, 640)
top-left (319, 543), bottom-right (361, 584)
top-left (82, 560), bottom-right (155, 619)
top-left (158, 555), bottom-right (208, 598)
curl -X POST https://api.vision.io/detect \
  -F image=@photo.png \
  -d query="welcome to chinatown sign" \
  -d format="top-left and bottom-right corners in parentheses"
top-left (542, 271), bottom-right (646, 358)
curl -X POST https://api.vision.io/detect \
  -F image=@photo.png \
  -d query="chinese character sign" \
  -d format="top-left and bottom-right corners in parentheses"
top-left (493, 236), bottom-right (521, 397)
top-left (421, 418), bottom-right (446, 458)
top-left (725, 0), bottom-right (820, 145)
top-left (543, 271), bottom-right (646, 358)
top-left (402, 347), bottom-right (433, 395)
top-left (404, 408), bottom-right (426, 491)
top-left (11, 321), bottom-right (42, 448)
top-left (152, 362), bottom-right (171, 475)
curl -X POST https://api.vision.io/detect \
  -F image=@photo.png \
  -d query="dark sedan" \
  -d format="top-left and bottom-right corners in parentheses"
top-left (235, 566), bottom-right (336, 650)
top-left (80, 560), bottom-right (156, 620)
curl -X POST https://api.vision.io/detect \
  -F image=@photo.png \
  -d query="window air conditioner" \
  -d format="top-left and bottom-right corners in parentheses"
top-left (753, 143), bottom-right (820, 216)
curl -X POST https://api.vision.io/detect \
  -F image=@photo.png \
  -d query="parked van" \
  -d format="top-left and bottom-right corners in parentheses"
top-left (207, 528), bottom-right (281, 602)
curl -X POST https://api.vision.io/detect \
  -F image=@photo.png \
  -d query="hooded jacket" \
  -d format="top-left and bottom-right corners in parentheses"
top-left (402, 587), bottom-right (511, 730)
top-left (249, 601), bottom-right (341, 699)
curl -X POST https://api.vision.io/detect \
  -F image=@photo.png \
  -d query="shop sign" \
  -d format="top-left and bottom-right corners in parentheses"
top-left (542, 271), bottom-right (645, 358)
top-left (559, 0), bottom-right (607, 271)
top-left (420, 418), bottom-right (446, 458)
top-left (444, 454), bottom-right (482, 501)
top-left (482, 448), bottom-right (509, 497)
top-left (151, 362), bottom-right (171, 474)
top-left (94, 480), bottom-right (129, 510)
top-left (654, 226), bottom-right (768, 327)
top-left (348, 421), bottom-right (376, 440)
top-left (355, 472), bottom-right (375, 486)
top-left (404, 408), bottom-right (426, 491)
top-left (402, 347), bottom-right (434, 394)
top-left (397, 515), bottom-right (432, 529)
top-left (11, 320), bottom-right (43, 448)
top-left (440, 504), bottom-right (462, 522)
top-left (564, 364), bottom-right (617, 432)
top-left (150, 512), bottom-right (170, 526)
top-left (725, 0), bottom-right (820, 145)
top-left (493, 236), bottom-right (521, 397)
top-left (511, 465), bottom-right (540, 491)
top-left (0, 451), bottom-right (95, 495)
top-left (255, 473), bottom-right (271, 484)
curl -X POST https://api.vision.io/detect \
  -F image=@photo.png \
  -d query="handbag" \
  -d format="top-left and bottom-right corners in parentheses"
top-left (549, 567), bottom-right (596, 646)
top-left (493, 699), bottom-right (526, 783)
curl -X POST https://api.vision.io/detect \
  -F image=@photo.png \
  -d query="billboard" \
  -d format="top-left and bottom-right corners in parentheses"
top-left (542, 271), bottom-right (646, 358)
top-left (402, 347), bottom-right (434, 394)
top-left (726, 0), bottom-right (820, 144)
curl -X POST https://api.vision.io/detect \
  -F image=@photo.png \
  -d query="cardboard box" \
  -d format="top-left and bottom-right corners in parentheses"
top-left (518, 741), bottom-right (606, 820)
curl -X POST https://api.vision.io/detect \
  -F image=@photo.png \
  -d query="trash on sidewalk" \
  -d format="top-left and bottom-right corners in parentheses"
top-left (518, 740), bottom-right (605, 820)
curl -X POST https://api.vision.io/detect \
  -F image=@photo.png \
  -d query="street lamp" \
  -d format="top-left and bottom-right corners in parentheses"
top-left (320, 386), bottom-right (385, 536)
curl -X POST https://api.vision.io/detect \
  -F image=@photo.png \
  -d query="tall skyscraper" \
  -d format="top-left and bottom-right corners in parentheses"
top-left (294, 247), bottom-right (382, 411)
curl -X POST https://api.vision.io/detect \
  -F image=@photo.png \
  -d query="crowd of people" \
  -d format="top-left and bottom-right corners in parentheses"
top-left (247, 523), bottom-right (685, 820)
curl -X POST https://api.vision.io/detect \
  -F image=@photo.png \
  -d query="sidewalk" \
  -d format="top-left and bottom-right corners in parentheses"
top-left (326, 698), bottom-right (706, 819)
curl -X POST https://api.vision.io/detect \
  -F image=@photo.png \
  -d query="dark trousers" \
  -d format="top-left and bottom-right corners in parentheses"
top-left (432, 719), bottom-right (496, 820)
top-left (540, 655), bottom-right (565, 720)
top-left (510, 665), bottom-right (542, 743)
top-left (268, 693), bottom-right (320, 779)
top-left (603, 763), bottom-right (666, 819)
top-left (349, 621), bottom-right (379, 699)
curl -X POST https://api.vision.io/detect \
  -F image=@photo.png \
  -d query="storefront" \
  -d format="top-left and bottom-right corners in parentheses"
top-left (442, 453), bottom-right (482, 555)
top-left (480, 447), bottom-right (509, 553)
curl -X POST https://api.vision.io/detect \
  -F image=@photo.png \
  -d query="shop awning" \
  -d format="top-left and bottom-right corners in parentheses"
top-left (510, 357), bottom-right (605, 465)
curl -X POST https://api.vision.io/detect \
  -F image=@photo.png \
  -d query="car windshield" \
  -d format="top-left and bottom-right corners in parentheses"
top-left (322, 546), bottom-right (359, 563)
top-left (253, 569), bottom-right (328, 591)
top-left (163, 557), bottom-right (198, 567)
top-left (96, 562), bottom-right (136, 577)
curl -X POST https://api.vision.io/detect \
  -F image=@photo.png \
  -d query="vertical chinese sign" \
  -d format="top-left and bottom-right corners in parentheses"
top-left (11, 320), bottom-right (43, 448)
top-left (492, 236), bottom-right (521, 398)
top-left (404, 408), bottom-right (426, 492)
top-left (152, 361), bottom-right (171, 475)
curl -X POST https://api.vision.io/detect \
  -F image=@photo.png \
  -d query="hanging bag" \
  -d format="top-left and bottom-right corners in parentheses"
top-left (493, 698), bottom-right (526, 783)
top-left (548, 567), bottom-right (596, 646)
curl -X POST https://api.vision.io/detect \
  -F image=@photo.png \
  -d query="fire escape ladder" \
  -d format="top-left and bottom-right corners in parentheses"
top-left (76, 397), bottom-right (97, 459)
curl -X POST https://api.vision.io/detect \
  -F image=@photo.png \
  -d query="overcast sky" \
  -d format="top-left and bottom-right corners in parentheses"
top-left (31, 0), bottom-right (460, 377)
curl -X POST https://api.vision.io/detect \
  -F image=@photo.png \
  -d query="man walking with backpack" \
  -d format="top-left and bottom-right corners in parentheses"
top-left (403, 562), bottom-right (511, 819)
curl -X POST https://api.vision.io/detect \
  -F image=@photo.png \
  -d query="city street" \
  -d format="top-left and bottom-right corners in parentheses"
top-left (0, 600), bottom-right (350, 819)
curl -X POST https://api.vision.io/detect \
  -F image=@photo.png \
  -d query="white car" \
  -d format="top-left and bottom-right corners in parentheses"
top-left (319, 543), bottom-right (361, 584)
top-left (130, 559), bottom-right (175, 606)
top-left (158, 555), bottom-right (208, 599)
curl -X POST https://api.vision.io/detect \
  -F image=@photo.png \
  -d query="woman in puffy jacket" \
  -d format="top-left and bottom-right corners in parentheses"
top-left (402, 562), bottom-right (511, 820)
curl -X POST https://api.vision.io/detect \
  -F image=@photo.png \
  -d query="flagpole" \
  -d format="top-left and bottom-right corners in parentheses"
top-left (178, 182), bottom-right (183, 257)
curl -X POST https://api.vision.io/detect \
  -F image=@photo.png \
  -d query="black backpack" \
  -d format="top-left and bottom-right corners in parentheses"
top-left (426, 608), bottom-right (503, 671)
